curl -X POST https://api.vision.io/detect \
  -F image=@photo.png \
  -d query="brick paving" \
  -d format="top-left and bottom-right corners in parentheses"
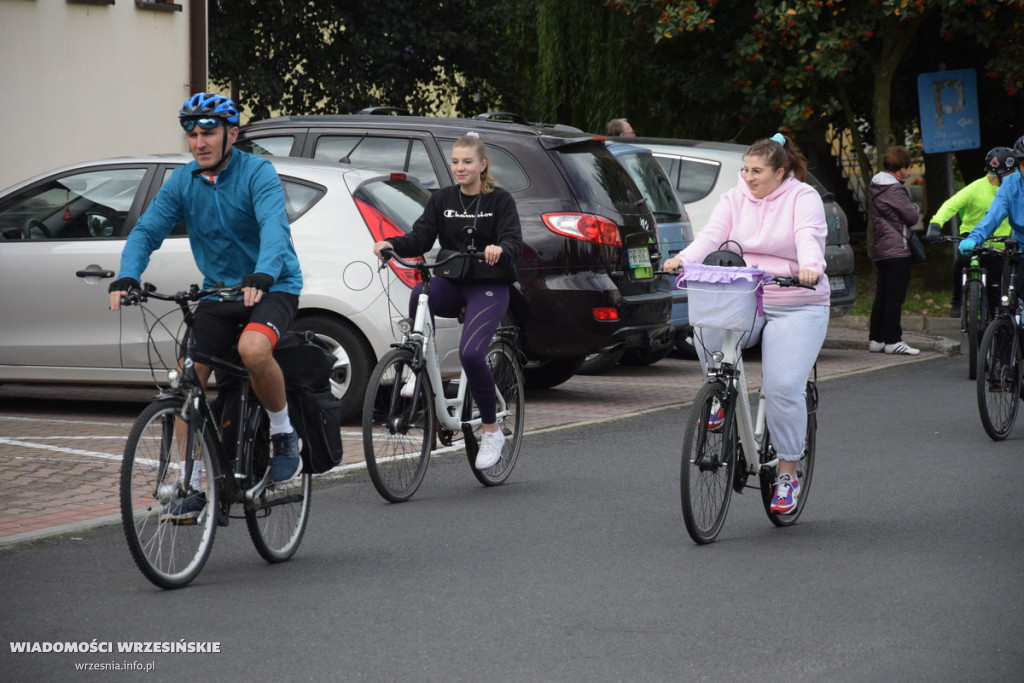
top-left (0, 323), bottom-right (958, 546)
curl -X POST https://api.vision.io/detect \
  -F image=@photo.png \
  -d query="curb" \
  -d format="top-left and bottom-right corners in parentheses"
top-left (825, 314), bottom-right (962, 357)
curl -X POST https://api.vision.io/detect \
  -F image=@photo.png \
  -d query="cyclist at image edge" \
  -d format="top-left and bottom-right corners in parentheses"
top-left (959, 135), bottom-right (1024, 286)
top-left (107, 92), bottom-right (305, 506)
top-left (924, 146), bottom-right (1016, 315)
top-left (663, 133), bottom-right (829, 515)
top-left (372, 132), bottom-right (523, 471)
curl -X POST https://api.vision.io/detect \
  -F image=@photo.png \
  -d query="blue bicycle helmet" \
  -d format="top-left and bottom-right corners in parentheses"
top-left (985, 147), bottom-right (1017, 176)
top-left (178, 92), bottom-right (240, 126)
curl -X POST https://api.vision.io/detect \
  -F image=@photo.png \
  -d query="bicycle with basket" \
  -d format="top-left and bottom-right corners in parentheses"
top-left (676, 256), bottom-right (818, 544)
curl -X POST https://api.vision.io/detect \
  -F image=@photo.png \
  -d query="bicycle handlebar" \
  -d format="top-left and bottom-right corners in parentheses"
top-left (378, 247), bottom-right (474, 271)
top-left (932, 234), bottom-right (1021, 256)
top-left (120, 282), bottom-right (243, 307)
top-left (655, 269), bottom-right (816, 290)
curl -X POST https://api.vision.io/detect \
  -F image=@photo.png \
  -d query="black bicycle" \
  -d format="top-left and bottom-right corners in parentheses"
top-left (118, 283), bottom-right (312, 589)
top-left (975, 241), bottom-right (1024, 440)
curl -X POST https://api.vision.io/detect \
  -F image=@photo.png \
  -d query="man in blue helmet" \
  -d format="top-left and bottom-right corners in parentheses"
top-left (108, 92), bottom-right (304, 518)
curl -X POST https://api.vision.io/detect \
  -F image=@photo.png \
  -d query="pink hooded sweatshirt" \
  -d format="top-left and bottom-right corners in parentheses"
top-left (679, 173), bottom-right (830, 308)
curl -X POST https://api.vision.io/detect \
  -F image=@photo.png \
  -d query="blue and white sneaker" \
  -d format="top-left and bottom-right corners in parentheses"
top-left (770, 473), bottom-right (800, 514)
top-left (270, 431), bottom-right (303, 483)
top-left (161, 490), bottom-right (207, 524)
top-left (707, 398), bottom-right (725, 432)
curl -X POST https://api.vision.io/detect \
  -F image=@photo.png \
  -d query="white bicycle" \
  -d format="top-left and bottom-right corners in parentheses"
top-left (679, 266), bottom-right (818, 544)
top-left (361, 249), bottom-right (525, 502)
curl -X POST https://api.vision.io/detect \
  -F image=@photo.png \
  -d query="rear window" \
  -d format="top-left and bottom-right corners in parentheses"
top-left (555, 146), bottom-right (642, 215)
top-left (616, 153), bottom-right (682, 222)
top-left (351, 177), bottom-right (431, 233)
top-left (311, 135), bottom-right (439, 190)
top-left (236, 136), bottom-right (296, 157)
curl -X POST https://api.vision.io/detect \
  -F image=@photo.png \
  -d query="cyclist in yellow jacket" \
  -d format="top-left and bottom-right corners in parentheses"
top-left (924, 147), bottom-right (1015, 315)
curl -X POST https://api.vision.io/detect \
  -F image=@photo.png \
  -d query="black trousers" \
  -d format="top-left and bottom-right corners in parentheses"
top-left (869, 256), bottom-right (912, 344)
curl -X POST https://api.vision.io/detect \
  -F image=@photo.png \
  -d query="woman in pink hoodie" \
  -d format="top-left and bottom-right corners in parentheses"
top-left (664, 134), bottom-right (828, 515)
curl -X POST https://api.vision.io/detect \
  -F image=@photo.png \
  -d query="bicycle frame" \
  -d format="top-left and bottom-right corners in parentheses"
top-left (706, 329), bottom-right (777, 479)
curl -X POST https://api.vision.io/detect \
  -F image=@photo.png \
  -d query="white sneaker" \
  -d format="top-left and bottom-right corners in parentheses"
top-left (475, 430), bottom-right (505, 470)
top-left (884, 341), bottom-right (920, 355)
top-left (400, 373), bottom-right (417, 398)
top-left (868, 340), bottom-right (885, 353)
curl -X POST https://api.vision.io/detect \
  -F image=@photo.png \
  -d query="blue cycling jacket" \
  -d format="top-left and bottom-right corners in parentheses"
top-left (967, 170), bottom-right (1024, 246)
top-left (117, 149), bottom-right (302, 294)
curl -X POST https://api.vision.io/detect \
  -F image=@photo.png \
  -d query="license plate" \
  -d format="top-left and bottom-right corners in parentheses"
top-left (829, 276), bottom-right (844, 292)
top-left (628, 247), bottom-right (652, 270)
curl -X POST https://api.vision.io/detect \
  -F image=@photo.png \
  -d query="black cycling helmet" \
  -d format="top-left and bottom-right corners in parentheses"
top-left (178, 92), bottom-right (240, 128)
top-left (985, 146), bottom-right (1017, 176)
top-left (1013, 135), bottom-right (1024, 162)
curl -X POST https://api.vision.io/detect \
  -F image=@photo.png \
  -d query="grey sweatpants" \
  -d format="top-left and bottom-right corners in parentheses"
top-left (692, 304), bottom-right (829, 461)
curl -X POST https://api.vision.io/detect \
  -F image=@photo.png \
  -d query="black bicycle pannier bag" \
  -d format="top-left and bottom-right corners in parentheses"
top-left (274, 330), bottom-right (343, 474)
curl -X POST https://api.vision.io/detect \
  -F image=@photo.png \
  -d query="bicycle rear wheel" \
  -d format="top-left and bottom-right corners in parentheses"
top-left (760, 380), bottom-right (817, 526)
top-left (977, 316), bottom-right (1021, 440)
top-left (680, 381), bottom-right (736, 544)
top-left (243, 406), bottom-right (312, 562)
top-left (120, 398), bottom-right (219, 589)
top-left (963, 278), bottom-right (987, 380)
top-left (464, 341), bottom-right (526, 486)
top-left (362, 348), bottom-right (435, 502)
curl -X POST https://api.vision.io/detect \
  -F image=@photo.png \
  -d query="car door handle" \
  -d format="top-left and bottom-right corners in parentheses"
top-left (76, 270), bottom-right (115, 278)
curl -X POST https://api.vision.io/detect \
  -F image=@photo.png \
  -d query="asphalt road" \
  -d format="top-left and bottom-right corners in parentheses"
top-left (2, 355), bottom-right (1022, 682)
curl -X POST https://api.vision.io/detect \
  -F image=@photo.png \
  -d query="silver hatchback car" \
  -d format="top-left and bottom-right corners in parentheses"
top-left (0, 155), bottom-right (461, 421)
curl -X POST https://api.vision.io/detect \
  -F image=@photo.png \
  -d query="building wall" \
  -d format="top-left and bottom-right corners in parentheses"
top-left (0, 1), bottom-right (196, 190)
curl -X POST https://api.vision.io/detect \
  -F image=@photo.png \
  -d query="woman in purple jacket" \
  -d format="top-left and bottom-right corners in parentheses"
top-left (868, 146), bottom-right (922, 356)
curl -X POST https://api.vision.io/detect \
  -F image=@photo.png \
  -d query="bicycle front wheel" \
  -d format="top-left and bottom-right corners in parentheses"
top-left (362, 348), bottom-right (435, 502)
top-left (120, 398), bottom-right (219, 590)
top-left (680, 381), bottom-right (736, 544)
top-left (244, 408), bottom-right (312, 562)
top-left (465, 341), bottom-right (526, 486)
top-left (977, 316), bottom-right (1021, 440)
top-left (760, 380), bottom-right (817, 526)
top-left (963, 278), bottom-right (987, 380)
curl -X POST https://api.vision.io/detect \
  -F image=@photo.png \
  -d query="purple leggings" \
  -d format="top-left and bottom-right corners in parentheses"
top-left (409, 279), bottom-right (510, 423)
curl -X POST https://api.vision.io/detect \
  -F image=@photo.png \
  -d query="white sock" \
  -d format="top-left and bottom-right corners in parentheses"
top-left (189, 460), bottom-right (203, 491)
top-left (268, 407), bottom-right (293, 436)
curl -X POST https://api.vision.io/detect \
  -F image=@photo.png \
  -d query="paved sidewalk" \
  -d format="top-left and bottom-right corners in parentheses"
top-left (0, 318), bottom-right (961, 547)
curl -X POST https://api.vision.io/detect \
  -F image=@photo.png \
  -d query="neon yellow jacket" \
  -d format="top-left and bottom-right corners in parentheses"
top-left (929, 175), bottom-right (1011, 246)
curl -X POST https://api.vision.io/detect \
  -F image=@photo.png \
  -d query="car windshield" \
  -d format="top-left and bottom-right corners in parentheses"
top-left (616, 153), bottom-right (682, 221)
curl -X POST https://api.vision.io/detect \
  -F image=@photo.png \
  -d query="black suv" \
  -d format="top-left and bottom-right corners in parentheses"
top-left (236, 113), bottom-right (671, 389)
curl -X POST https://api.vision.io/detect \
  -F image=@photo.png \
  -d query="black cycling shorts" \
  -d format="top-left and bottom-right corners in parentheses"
top-left (191, 292), bottom-right (299, 363)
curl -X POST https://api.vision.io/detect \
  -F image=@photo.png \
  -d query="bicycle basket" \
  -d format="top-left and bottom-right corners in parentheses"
top-left (677, 264), bottom-right (771, 331)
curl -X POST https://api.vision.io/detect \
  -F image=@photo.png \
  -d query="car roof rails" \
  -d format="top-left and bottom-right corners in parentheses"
top-left (356, 107), bottom-right (411, 116)
top-left (476, 111), bottom-right (531, 126)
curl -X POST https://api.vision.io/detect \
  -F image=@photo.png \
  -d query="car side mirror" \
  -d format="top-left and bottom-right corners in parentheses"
top-left (86, 213), bottom-right (114, 238)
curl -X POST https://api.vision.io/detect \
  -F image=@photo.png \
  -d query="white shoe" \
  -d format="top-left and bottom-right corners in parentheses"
top-left (400, 373), bottom-right (417, 398)
top-left (884, 341), bottom-right (920, 355)
top-left (868, 340), bottom-right (885, 353)
top-left (475, 430), bottom-right (505, 470)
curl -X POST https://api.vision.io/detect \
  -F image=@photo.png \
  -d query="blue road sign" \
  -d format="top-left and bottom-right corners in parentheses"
top-left (917, 69), bottom-right (980, 154)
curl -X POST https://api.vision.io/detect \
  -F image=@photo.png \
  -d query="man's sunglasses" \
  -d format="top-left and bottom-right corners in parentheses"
top-left (180, 117), bottom-right (224, 132)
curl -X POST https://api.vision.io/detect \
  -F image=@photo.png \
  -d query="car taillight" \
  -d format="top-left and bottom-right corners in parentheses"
top-left (355, 197), bottom-right (422, 288)
top-left (542, 213), bottom-right (623, 246)
top-left (592, 307), bottom-right (619, 321)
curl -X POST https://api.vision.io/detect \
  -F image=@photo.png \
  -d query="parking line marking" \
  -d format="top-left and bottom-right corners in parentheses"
top-left (0, 438), bottom-right (121, 460)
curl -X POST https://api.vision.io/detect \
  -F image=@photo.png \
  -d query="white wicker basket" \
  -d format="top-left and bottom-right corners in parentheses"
top-left (677, 264), bottom-right (770, 332)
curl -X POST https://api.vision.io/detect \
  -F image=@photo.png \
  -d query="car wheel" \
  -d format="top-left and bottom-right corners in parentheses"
top-left (523, 356), bottom-right (586, 390)
top-left (577, 348), bottom-right (626, 375)
top-left (295, 313), bottom-right (375, 423)
top-left (621, 328), bottom-right (676, 366)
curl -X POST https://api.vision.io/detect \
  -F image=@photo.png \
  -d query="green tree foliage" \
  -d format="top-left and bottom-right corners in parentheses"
top-left (609, 0), bottom-right (1024, 187)
top-left (209, 0), bottom-right (519, 120)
